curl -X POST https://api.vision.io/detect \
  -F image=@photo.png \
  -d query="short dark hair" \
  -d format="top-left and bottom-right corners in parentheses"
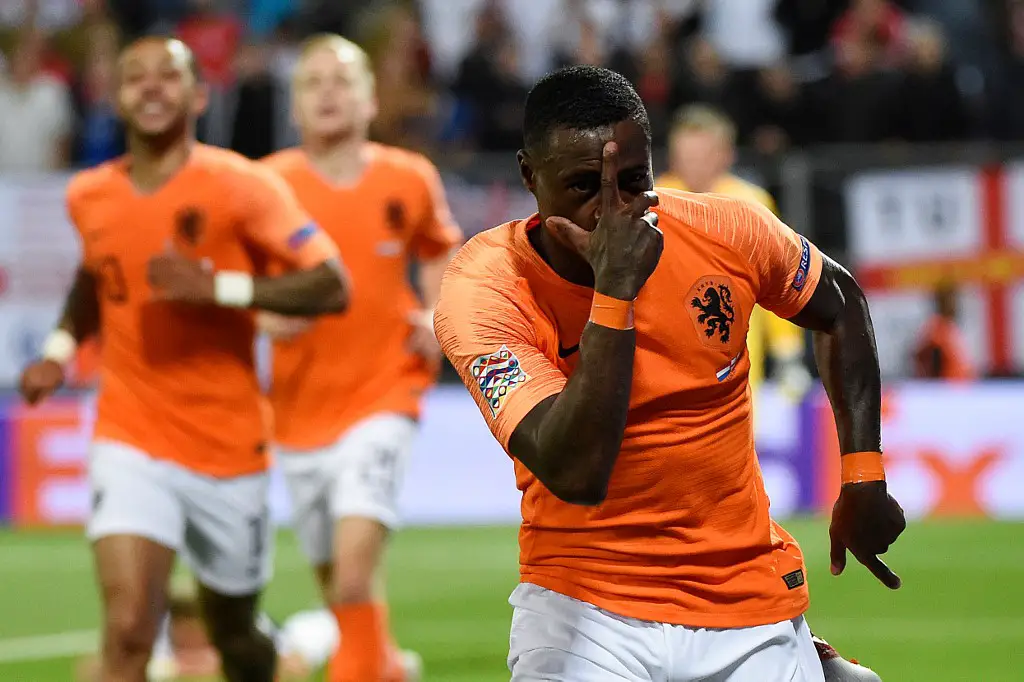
top-left (522, 65), bottom-right (651, 155)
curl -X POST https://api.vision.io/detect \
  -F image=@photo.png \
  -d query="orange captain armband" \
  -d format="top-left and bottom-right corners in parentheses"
top-left (590, 292), bottom-right (635, 330)
top-left (841, 451), bottom-right (886, 485)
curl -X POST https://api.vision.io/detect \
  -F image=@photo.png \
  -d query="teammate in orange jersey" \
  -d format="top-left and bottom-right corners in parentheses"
top-left (18, 37), bottom-right (348, 682)
top-left (259, 35), bottom-right (461, 682)
top-left (435, 66), bottom-right (906, 681)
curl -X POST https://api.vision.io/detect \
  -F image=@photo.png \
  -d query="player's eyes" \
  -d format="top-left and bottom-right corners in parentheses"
top-left (568, 178), bottom-right (598, 195)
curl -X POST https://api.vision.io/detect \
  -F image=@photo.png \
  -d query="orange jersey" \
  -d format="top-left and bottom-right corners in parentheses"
top-left (67, 144), bottom-right (338, 476)
top-left (435, 188), bottom-right (823, 628)
top-left (261, 145), bottom-right (461, 450)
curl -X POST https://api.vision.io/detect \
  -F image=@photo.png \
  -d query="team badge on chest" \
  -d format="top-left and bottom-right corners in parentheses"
top-left (687, 275), bottom-right (739, 349)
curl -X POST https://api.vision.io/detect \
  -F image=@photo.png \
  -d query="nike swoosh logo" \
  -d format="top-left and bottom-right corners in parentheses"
top-left (558, 343), bottom-right (579, 358)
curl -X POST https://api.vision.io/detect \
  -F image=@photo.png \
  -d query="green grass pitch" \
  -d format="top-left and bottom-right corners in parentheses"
top-left (0, 519), bottom-right (1020, 681)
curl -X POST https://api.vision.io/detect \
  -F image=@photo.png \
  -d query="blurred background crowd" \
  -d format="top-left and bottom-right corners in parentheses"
top-left (4, 0), bottom-right (1024, 170)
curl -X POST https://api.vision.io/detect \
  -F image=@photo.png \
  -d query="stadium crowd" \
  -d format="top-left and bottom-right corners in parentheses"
top-left (2, 0), bottom-right (1024, 172)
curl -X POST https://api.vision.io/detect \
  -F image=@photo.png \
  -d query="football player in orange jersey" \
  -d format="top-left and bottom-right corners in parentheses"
top-left (436, 66), bottom-right (904, 681)
top-left (19, 37), bottom-right (348, 682)
top-left (258, 35), bottom-right (461, 682)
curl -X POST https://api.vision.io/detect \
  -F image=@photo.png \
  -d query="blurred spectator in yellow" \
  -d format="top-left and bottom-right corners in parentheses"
top-left (913, 282), bottom-right (975, 382)
top-left (0, 29), bottom-right (73, 171)
top-left (657, 105), bottom-right (810, 401)
top-left (892, 18), bottom-right (970, 143)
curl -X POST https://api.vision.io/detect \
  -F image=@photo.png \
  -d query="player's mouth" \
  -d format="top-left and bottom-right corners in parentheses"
top-left (135, 100), bottom-right (173, 120)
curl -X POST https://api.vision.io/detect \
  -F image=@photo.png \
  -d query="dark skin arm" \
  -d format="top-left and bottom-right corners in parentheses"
top-left (19, 266), bottom-right (101, 405)
top-left (790, 256), bottom-right (907, 589)
top-left (509, 326), bottom-right (636, 505)
top-left (249, 260), bottom-right (348, 316)
top-left (148, 253), bottom-right (349, 316)
top-left (506, 142), bottom-right (662, 506)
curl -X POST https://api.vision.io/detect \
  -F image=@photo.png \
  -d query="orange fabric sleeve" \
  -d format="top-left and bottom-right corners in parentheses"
top-left (435, 273), bottom-right (566, 450)
top-left (743, 202), bottom-right (823, 319)
top-left (235, 164), bottom-right (339, 269)
top-left (408, 158), bottom-right (462, 260)
top-left (65, 174), bottom-right (95, 270)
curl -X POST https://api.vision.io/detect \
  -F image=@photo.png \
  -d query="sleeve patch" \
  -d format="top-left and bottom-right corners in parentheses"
top-left (287, 223), bottom-right (318, 250)
top-left (470, 345), bottom-right (530, 417)
top-left (793, 236), bottom-right (811, 291)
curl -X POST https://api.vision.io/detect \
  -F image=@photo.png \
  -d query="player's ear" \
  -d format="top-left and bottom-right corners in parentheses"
top-left (517, 150), bottom-right (536, 193)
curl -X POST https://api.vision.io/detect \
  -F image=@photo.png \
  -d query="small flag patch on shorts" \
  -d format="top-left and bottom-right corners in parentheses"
top-left (470, 345), bottom-right (529, 417)
top-left (287, 223), bottom-right (318, 250)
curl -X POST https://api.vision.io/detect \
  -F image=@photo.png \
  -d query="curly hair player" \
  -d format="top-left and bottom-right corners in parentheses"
top-left (435, 65), bottom-right (906, 681)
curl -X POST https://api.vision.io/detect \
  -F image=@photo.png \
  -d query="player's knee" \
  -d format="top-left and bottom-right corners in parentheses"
top-left (103, 603), bottom-right (159, 658)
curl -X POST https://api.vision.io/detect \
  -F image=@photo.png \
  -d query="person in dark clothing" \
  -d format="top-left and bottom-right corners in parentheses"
top-left (892, 19), bottom-right (969, 142)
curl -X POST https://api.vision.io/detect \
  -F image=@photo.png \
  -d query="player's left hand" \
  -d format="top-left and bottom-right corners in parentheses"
top-left (829, 480), bottom-right (906, 589)
top-left (147, 245), bottom-right (215, 305)
top-left (407, 309), bottom-right (441, 367)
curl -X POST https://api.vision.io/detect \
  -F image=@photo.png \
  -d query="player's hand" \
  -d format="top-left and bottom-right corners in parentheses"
top-left (19, 359), bottom-right (65, 406)
top-left (407, 309), bottom-right (441, 368)
top-left (546, 141), bottom-right (663, 300)
top-left (829, 480), bottom-right (906, 589)
top-left (257, 312), bottom-right (312, 340)
top-left (147, 245), bottom-right (216, 305)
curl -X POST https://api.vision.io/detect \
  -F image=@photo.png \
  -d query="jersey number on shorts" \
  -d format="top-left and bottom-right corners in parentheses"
top-left (97, 256), bottom-right (129, 304)
top-left (247, 512), bottom-right (267, 578)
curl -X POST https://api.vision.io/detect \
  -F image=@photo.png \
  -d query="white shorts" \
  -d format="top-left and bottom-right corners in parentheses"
top-left (508, 583), bottom-right (825, 682)
top-left (277, 413), bottom-right (417, 565)
top-left (86, 440), bottom-right (273, 596)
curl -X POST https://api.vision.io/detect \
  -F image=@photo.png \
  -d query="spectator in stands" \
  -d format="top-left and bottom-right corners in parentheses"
top-left (72, 21), bottom-right (124, 166)
top-left (892, 18), bottom-right (969, 142)
top-left (230, 41), bottom-right (277, 159)
top-left (671, 37), bottom-right (744, 131)
top-left (988, 0), bottom-right (1024, 140)
top-left (913, 282), bottom-right (975, 381)
top-left (362, 3), bottom-right (438, 151)
top-left (809, 33), bottom-right (897, 143)
top-left (831, 0), bottom-right (908, 69)
top-left (744, 63), bottom-right (813, 154)
top-left (177, 0), bottom-right (242, 145)
top-left (0, 30), bottom-right (73, 171)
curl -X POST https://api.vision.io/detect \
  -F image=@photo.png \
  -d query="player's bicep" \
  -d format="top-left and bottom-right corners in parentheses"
top-left (789, 255), bottom-right (858, 333)
top-left (747, 202), bottom-right (824, 320)
top-left (435, 293), bottom-right (566, 450)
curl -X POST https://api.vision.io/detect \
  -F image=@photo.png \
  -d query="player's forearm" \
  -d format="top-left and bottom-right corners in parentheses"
top-left (250, 260), bottom-right (349, 316)
top-left (811, 272), bottom-right (882, 454)
top-left (58, 267), bottom-right (101, 342)
top-left (512, 324), bottom-right (635, 505)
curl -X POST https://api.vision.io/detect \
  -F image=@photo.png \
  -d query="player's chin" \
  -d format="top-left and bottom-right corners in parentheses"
top-left (128, 113), bottom-right (185, 138)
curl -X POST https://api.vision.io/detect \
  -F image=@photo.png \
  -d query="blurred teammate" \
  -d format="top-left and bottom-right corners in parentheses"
top-left (19, 37), bottom-right (347, 682)
top-left (658, 104), bottom-right (811, 400)
top-left (436, 66), bottom-right (905, 681)
top-left (76, 579), bottom-right (337, 681)
top-left (260, 35), bottom-right (461, 682)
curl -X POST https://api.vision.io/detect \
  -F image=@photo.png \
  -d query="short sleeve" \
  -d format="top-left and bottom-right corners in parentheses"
top-left (408, 159), bottom-right (462, 260)
top-left (744, 202), bottom-right (823, 319)
top-left (434, 272), bottom-right (566, 450)
top-left (65, 174), bottom-right (94, 269)
top-left (236, 165), bottom-right (339, 269)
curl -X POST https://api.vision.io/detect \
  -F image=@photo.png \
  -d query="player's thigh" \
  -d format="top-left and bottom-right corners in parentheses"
top-left (330, 413), bottom-right (417, 530)
top-left (683, 615), bottom-right (826, 682)
top-left (508, 583), bottom-right (662, 682)
top-left (87, 440), bottom-right (186, 551)
top-left (175, 467), bottom-right (273, 597)
top-left (278, 449), bottom-right (334, 569)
